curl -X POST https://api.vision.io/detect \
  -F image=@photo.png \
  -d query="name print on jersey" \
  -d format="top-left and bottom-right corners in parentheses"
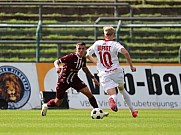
top-left (97, 45), bottom-right (111, 51)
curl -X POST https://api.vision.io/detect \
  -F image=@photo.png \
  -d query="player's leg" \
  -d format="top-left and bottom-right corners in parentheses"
top-left (100, 75), bottom-right (118, 112)
top-left (118, 82), bottom-right (138, 117)
top-left (80, 87), bottom-right (109, 117)
top-left (106, 88), bottom-right (118, 112)
top-left (41, 81), bottom-right (69, 116)
top-left (41, 98), bottom-right (63, 116)
top-left (72, 76), bottom-right (99, 108)
top-left (73, 77), bottom-right (109, 117)
top-left (111, 69), bottom-right (138, 117)
top-left (79, 86), bottom-right (99, 108)
top-left (47, 98), bottom-right (63, 107)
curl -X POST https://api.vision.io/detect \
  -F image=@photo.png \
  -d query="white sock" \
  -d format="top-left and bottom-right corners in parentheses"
top-left (108, 94), bottom-right (117, 103)
top-left (119, 89), bottom-right (135, 112)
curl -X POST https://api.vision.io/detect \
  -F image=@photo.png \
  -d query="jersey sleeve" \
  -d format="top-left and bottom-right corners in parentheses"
top-left (59, 54), bottom-right (71, 63)
top-left (86, 43), bottom-right (96, 56)
top-left (115, 42), bottom-right (124, 53)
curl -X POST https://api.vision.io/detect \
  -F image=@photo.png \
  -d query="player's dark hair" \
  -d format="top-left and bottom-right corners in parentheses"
top-left (77, 42), bottom-right (86, 46)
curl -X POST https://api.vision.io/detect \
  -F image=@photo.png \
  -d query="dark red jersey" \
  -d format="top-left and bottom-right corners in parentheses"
top-left (58, 52), bottom-right (86, 84)
top-left (56, 53), bottom-right (87, 99)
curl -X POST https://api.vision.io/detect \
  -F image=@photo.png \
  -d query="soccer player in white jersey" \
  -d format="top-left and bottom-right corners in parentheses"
top-left (86, 26), bottom-right (138, 117)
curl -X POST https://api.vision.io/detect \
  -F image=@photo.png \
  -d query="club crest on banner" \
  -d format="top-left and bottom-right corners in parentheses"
top-left (0, 66), bottom-right (31, 109)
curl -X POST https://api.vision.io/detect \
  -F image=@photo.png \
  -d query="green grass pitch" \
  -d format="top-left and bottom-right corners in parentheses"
top-left (0, 109), bottom-right (181, 135)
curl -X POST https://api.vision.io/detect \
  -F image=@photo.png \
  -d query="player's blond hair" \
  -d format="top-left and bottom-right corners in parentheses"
top-left (103, 26), bottom-right (115, 35)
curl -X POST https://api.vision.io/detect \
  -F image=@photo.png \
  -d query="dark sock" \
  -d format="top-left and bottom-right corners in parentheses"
top-left (47, 99), bottom-right (56, 107)
top-left (89, 96), bottom-right (99, 108)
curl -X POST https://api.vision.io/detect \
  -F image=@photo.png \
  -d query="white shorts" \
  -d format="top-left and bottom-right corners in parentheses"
top-left (99, 68), bottom-right (124, 92)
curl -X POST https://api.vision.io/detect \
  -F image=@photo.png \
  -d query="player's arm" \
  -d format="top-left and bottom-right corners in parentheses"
top-left (86, 45), bottom-right (97, 63)
top-left (82, 67), bottom-right (100, 86)
top-left (120, 48), bottom-right (136, 72)
top-left (86, 55), bottom-right (97, 64)
top-left (54, 59), bottom-right (62, 73)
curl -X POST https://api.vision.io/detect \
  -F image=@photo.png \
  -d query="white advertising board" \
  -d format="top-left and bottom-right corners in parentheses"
top-left (67, 65), bottom-right (181, 109)
top-left (38, 64), bottom-right (181, 109)
top-left (0, 63), bottom-right (41, 109)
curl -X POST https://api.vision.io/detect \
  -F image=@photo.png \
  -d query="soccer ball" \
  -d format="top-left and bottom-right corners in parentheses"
top-left (91, 108), bottom-right (104, 119)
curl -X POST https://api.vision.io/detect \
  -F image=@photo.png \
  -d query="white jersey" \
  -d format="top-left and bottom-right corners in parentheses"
top-left (86, 40), bottom-right (124, 76)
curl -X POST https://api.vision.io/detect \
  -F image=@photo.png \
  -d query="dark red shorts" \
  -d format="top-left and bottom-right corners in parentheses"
top-left (56, 75), bottom-right (87, 99)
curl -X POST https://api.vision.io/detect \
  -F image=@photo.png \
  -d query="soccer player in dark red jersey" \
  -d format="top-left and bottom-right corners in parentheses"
top-left (41, 42), bottom-right (108, 117)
